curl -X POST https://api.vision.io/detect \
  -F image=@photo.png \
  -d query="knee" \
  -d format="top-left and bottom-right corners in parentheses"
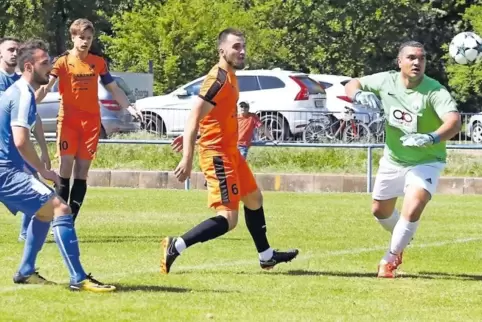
top-left (242, 189), bottom-right (263, 209)
top-left (227, 216), bottom-right (238, 231)
top-left (52, 196), bottom-right (72, 216)
top-left (371, 202), bottom-right (390, 219)
top-left (218, 210), bottom-right (238, 231)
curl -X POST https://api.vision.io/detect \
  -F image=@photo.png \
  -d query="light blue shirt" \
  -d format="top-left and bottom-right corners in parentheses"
top-left (0, 78), bottom-right (37, 169)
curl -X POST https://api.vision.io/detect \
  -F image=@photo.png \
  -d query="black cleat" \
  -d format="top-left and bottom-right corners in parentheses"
top-left (161, 236), bottom-right (180, 274)
top-left (260, 249), bottom-right (299, 270)
top-left (13, 270), bottom-right (56, 285)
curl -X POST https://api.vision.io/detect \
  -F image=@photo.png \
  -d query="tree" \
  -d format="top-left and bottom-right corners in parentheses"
top-left (101, 0), bottom-right (284, 94)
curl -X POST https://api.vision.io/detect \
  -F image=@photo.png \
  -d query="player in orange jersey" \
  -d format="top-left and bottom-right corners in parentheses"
top-left (161, 28), bottom-right (299, 274)
top-left (36, 19), bottom-right (142, 225)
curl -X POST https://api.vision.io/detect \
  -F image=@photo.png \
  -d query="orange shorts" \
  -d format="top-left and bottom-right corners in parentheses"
top-left (200, 151), bottom-right (258, 211)
top-left (57, 113), bottom-right (101, 160)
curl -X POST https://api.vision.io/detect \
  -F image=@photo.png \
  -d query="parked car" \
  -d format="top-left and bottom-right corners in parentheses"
top-left (37, 76), bottom-right (141, 138)
top-left (135, 68), bottom-right (327, 141)
top-left (465, 113), bottom-right (482, 143)
top-left (309, 74), bottom-right (380, 125)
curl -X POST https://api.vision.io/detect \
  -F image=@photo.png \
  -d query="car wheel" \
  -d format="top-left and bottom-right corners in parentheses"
top-left (258, 113), bottom-right (290, 142)
top-left (141, 112), bottom-right (165, 136)
top-left (471, 122), bottom-right (482, 143)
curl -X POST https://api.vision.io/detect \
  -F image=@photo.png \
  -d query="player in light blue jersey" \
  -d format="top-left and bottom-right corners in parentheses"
top-left (0, 39), bottom-right (115, 292)
top-left (0, 37), bottom-right (52, 242)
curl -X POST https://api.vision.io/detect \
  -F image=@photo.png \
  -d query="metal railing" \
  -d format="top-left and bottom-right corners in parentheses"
top-left (138, 107), bottom-right (482, 145)
top-left (43, 138), bottom-right (482, 193)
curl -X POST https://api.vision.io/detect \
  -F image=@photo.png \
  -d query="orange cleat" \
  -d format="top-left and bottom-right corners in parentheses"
top-left (377, 260), bottom-right (398, 278)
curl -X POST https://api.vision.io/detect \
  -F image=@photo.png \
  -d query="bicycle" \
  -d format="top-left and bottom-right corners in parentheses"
top-left (367, 110), bottom-right (386, 143)
top-left (302, 106), bottom-right (372, 143)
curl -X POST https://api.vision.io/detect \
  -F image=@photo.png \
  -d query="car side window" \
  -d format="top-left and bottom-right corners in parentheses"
top-left (258, 76), bottom-right (285, 90)
top-left (238, 76), bottom-right (261, 92)
top-left (184, 79), bottom-right (203, 96)
top-left (318, 81), bottom-right (333, 89)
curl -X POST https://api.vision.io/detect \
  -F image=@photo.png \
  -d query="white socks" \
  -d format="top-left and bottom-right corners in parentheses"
top-left (259, 248), bottom-right (274, 261)
top-left (376, 209), bottom-right (400, 233)
top-left (383, 217), bottom-right (419, 262)
top-left (174, 237), bottom-right (187, 254)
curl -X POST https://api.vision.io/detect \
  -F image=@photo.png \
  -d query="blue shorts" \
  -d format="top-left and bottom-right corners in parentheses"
top-left (0, 166), bottom-right (54, 216)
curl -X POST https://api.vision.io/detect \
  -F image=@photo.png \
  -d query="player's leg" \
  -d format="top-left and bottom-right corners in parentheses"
top-left (238, 154), bottom-right (298, 269)
top-left (56, 118), bottom-right (79, 203)
top-left (18, 168), bottom-right (39, 241)
top-left (16, 182), bottom-right (114, 291)
top-left (161, 154), bottom-right (240, 274)
top-left (70, 118), bottom-right (101, 223)
top-left (381, 162), bottom-right (445, 276)
top-left (371, 157), bottom-right (405, 233)
top-left (371, 157), bottom-right (406, 277)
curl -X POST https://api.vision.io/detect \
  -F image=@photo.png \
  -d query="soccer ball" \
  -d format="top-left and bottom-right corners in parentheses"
top-left (449, 31), bottom-right (482, 65)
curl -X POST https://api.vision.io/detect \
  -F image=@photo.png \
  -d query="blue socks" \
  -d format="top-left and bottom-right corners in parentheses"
top-left (18, 216), bottom-right (50, 276)
top-left (52, 215), bottom-right (87, 284)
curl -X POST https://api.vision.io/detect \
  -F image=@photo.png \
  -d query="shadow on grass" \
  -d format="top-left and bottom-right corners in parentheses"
top-left (115, 284), bottom-right (238, 293)
top-left (45, 235), bottom-right (161, 244)
top-left (45, 235), bottom-right (246, 244)
top-left (274, 269), bottom-right (482, 281)
top-left (417, 271), bottom-right (482, 281)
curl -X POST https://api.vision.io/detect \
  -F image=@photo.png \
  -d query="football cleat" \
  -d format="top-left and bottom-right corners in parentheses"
top-left (13, 271), bottom-right (56, 285)
top-left (70, 274), bottom-right (116, 292)
top-left (161, 236), bottom-right (180, 274)
top-left (377, 260), bottom-right (398, 278)
top-left (260, 249), bottom-right (299, 270)
top-left (18, 234), bottom-right (27, 242)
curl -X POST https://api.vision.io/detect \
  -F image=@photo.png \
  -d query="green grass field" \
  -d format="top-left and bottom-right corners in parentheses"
top-left (0, 188), bottom-right (481, 321)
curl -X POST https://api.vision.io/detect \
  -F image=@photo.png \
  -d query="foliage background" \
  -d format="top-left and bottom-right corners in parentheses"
top-left (1, 0), bottom-right (482, 111)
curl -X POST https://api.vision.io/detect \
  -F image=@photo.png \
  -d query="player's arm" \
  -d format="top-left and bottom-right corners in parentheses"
top-left (345, 72), bottom-right (387, 109)
top-left (182, 97), bottom-right (214, 161)
top-left (35, 77), bottom-right (57, 103)
top-left (100, 59), bottom-right (142, 120)
top-left (11, 97), bottom-right (46, 173)
top-left (429, 88), bottom-right (461, 142)
top-left (32, 113), bottom-right (50, 168)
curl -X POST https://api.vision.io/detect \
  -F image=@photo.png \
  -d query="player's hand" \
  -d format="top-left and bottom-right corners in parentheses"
top-left (39, 168), bottom-right (60, 187)
top-left (127, 105), bottom-right (143, 122)
top-left (171, 135), bottom-right (183, 153)
top-left (353, 90), bottom-right (382, 110)
top-left (40, 151), bottom-right (51, 170)
top-left (174, 157), bottom-right (192, 182)
top-left (400, 133), bottom-right (434, 147)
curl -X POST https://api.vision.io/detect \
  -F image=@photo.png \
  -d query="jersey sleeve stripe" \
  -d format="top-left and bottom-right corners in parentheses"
top-left (198, 68), bottom-right (227, 105)
top-left (12, 85), bottom-right (33, 129)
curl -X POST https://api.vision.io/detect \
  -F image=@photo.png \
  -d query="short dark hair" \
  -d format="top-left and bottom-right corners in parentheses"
top-left (398, 41), bottom-right (425, 56)
top-left (17, 39), bottom-right (49, 72)
top-left (217, 28), bottom-right (244, 47)
top-left (0, 37), bottom-right (21, 46)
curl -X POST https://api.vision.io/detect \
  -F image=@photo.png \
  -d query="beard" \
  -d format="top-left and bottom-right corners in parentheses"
top-left (32, 69), bottom-right (49, 86)
top-left (224, 54), bottom-right (245, 70)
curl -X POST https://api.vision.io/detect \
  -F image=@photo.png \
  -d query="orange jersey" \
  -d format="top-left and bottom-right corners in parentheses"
top-left (197, 63), bottom-right (239, 155)
top-left (51, 51), bottom-right (111, 117)
top-left (237, 113), bottom-right (261, 147)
